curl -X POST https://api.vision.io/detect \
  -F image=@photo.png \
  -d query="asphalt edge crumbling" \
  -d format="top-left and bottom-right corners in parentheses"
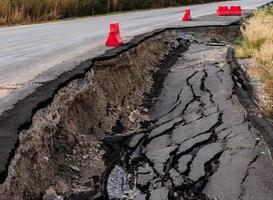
top-left (227, 47), bottom-right (273, 157)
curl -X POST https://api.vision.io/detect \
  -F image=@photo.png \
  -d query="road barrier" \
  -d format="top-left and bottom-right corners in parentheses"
top-left (217, 5), bottom-right (241, 16)
top-left (217, 6), bottom-right (229, 16)
top-left (182, 8), bottom-right (192, 21)
top-left (230, 6), bottom-right (241, 16)
top-left (106, 22), bottom-right (123, 46)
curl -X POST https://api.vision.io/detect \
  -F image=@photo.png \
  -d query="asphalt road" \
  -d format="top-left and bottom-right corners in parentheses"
top-left (0, 0), bottom-right (272, 114)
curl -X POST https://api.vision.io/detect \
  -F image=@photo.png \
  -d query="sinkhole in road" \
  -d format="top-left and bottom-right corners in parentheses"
top-left (2, 24), bottom-right (273, 200)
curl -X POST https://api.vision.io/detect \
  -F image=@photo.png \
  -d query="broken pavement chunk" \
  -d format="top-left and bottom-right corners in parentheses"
top-left (188, 142), bottom-right (222, 182)
top-left (177, 132), bottom-right (213, 155)
top-left (137, 164), bottom-right (155, 186)
top-left (172, 112), bottom-right (219, 144)
top-left (177, 155), bottom-right (193, 174)
top-left (150, 187), bottom-right (169, 200)
top-left (146, 146), bottom-right (176, 175)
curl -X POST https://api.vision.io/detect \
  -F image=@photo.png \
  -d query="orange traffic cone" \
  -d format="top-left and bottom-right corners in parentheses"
top-left (106, 22), bottom-right (123, 47)
top-left (182, 8), bottom-right (192, 21)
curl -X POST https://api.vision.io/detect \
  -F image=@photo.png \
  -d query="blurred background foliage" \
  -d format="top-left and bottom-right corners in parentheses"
top-left (0, 0), bottom-right (223, 25)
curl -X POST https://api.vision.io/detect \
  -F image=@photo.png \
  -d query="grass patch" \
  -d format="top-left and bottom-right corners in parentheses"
top-left (236, 6), bottom-right (273, 116)
top-left (236, 7), bottom-right (273, 58)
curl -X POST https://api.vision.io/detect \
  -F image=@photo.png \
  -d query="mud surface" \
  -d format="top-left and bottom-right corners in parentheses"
top-left (105, 41), bottom-right (273, 199)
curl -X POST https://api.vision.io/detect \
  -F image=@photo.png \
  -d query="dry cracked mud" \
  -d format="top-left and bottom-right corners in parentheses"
top-left (106, 42), bottom-right (273, 200)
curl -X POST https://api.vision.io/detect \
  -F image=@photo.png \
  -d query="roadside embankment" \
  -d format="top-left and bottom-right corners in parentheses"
top-left (236, 6), bottom-right (273, 116)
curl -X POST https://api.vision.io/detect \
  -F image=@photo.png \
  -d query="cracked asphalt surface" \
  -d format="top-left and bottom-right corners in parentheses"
top-left (106, 42), bottom-right (273, 200)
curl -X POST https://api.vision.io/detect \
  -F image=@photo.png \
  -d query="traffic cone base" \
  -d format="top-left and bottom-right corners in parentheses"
top-left (106, 32), bottom-right (123, 46)
top-left (106, 22), bottom-right (123, 47)
top-left (182, 8), bottom-right (192, 21)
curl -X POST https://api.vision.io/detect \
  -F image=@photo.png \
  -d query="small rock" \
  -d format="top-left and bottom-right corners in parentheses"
top-left (83, 179), bottom-right (94, 188)
top-left (44, 156), bottom-right (49, 162)
top-left (69, 165), bottom-right (80, 172)
top-left (209, 37), bottom-right (220, 43)
top-left (129, 110), bottom-right (141, 123)
top-left (56, 179), bottom-right (70, 195)
top-left (71, 183), bottom-right (77, 188)
top-left (142, 108), bottom-right (149, 113)
top-left (71, 175), bottom-right (79, 179)
top-left (93, 192), bottom-right (102, 199)
top-left (43, 187), bottom-right (58, 200)
top-left (129, 109), bottom-right (150, 123)
top-left (78, 141), bottom-right (84, 146)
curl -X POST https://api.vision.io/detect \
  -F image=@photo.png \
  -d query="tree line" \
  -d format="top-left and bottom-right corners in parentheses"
top-left (0, 0), bottom-right (225, 25)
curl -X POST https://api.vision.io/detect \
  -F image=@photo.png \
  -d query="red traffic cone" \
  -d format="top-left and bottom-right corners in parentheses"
top-left (106, 22), bottom-right (123, 47)
top-left (182, 8), bottom-right (192, 21)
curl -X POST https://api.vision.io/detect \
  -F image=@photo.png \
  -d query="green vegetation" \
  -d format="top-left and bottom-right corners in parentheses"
top-left (0, 0), bottom-right (224, 25)
top-left (236, 6), bottom-right (273, 115)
